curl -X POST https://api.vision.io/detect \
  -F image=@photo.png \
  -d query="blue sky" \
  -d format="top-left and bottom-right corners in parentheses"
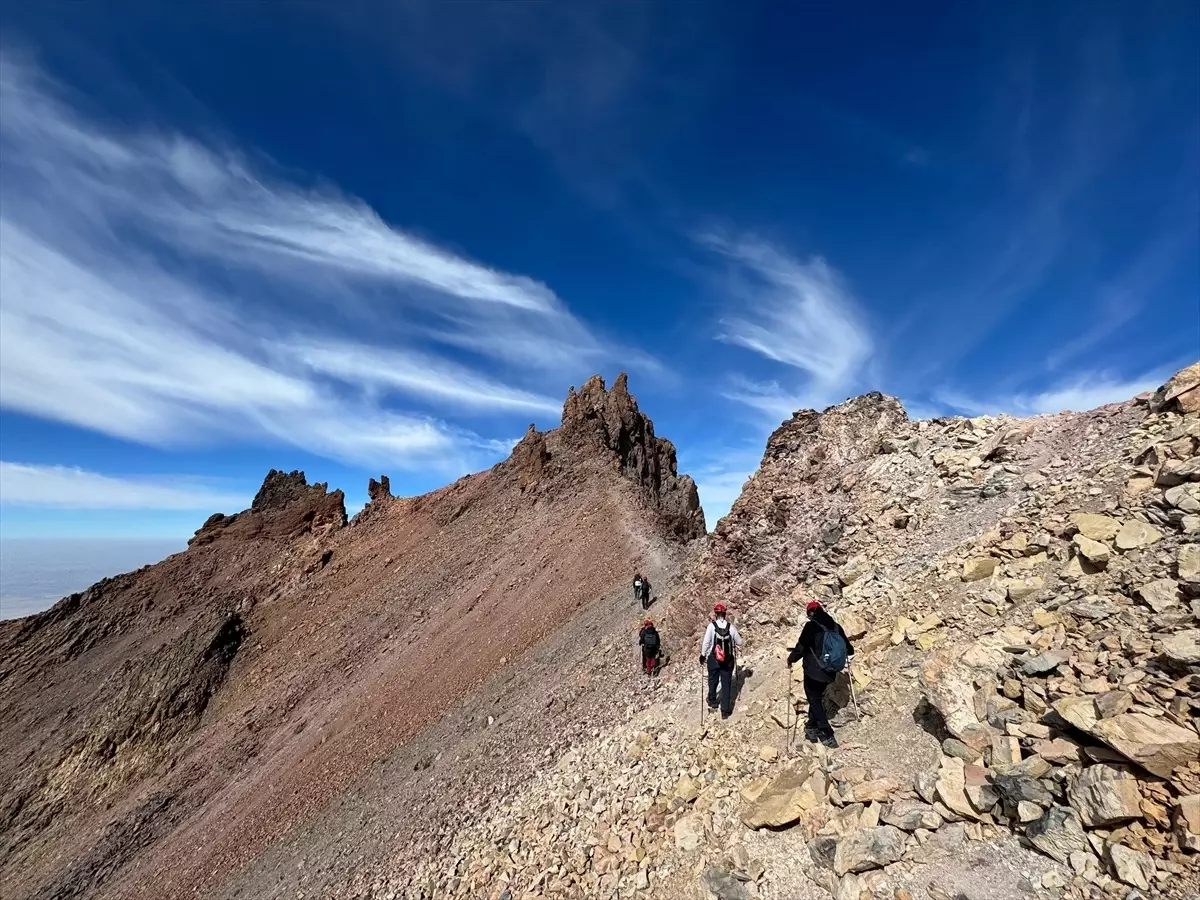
top-left (0, 0), bottom-right (1197, 538)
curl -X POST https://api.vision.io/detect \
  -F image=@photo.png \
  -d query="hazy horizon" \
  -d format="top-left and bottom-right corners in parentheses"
top-left (0, 538), bottom-right (184, 620)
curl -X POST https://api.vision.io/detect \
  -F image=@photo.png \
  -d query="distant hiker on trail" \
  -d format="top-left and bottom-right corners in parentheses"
top-left (787, 600), bottom-right (854, 748)
top-left (639, 619), bottom-right (661, 676)
top-left (633, 573), bottom-right (651, 609)
top-left (700, 603), bottom-right (742, 719)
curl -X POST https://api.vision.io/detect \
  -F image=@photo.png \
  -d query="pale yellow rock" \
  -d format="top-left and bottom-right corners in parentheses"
top-left (891, 617), bottom-right (915, 646)
top-left (1114, 520), bottom-right (1163, 551)
top-left (1072, 534), bottom-right (1111, 567)
top-left (740, 762), bottom-right (818, 829)
top-left (759, 746), bottom-right (779, 763)
top-left (916, 631), bottom-right (946, 651)
top-left (1090, 713), bottom-right (1200, 779)
top-left (1180, 544), bottom-right (1200, 582)
top-left (962, 556), bottom-right (999, 582)
top-left (1072, 512), bottom-right (1121, 542)
top-left (1007, 576), bottom-right (1044, 602)
top-left (1032, 608), bottom-right (1060, 628)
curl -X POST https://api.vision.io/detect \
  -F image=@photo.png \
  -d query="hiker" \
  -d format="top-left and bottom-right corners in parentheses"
top-left (699, 603), bottom-right (742, 718)
top-left (633, 573), bottom-right (651, 609)
top-left (638, 619), bottom-right (661, 676)
top-left (786, 600), bottom-right (854, 748)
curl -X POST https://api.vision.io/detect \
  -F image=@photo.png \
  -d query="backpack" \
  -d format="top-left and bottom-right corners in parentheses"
top-left (813, 622), bottom-right (849, 675)
top-left (642, 628), bottom-right (660, 654)
top-left (713, 622), bottom-right (735, 668)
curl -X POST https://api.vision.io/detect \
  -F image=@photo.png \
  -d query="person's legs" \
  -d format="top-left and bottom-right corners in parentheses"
top-left (719, 665), bottom-right (734, 716)
top-left (707, 658), bottom-right (720, 707)
top-left (804, 677), bottom-right (830, 736)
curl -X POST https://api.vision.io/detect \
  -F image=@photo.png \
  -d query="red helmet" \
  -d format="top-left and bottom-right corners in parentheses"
top-left (643, 619), bottom-right (654, 628)
top-left (713, 603), bottom-right (727, 615)
top-left (806, 600), bottom-right (822, 612)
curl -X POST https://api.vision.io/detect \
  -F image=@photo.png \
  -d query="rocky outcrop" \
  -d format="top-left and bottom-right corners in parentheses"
top-left (190, 469), bottom-right (347, 545)
top-left (523, 373), bottom-right (704, 539)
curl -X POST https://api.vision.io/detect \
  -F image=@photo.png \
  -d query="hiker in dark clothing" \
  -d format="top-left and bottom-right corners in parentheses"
top-left (633, 573), bottom-right (651, 609)
top-left (638, 619), bottom-right (661, 675)
top-left (700, 603), bottom-right (743, 718)
top-left (787, 600), bottom-right (854, 747)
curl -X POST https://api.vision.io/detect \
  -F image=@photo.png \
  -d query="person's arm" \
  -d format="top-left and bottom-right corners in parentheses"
top-left (787, 623), bottom-right (815, 666)
top-left (700, 623), bottom-right (715, 659)
top-left (731, 624), bottom-right (744, 647)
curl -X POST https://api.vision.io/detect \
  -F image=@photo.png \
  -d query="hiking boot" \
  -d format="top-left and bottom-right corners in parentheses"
top-left (707, 700), bottom-right (720, 710)
top-left (820, 731), bottom-right (839, 749)
top-left (803, 727), bottom-right (820, 743)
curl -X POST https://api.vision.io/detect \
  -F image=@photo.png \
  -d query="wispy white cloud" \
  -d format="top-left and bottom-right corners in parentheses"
top-left (934, 367), bottom-right (1173, 417)
top-left (0, 462), bottom-right (249, 511)
top-left (703, 235), bottom-right (874, 417)
top-left (0, 52), bottom-right (638, 471)
top-left (687, 446), bottom-right (763, 528)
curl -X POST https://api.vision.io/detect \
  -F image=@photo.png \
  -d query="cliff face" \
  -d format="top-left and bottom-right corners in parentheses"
top-left (0, 375), bottom-right (702, 900)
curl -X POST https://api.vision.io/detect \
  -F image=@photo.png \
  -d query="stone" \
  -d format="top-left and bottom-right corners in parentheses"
top-left (834, 873), bottom-right (864, 900)
top-left (1068, 764), bottom-right (1143, 827)
top-left (1053, 696), bottom-right (1099, 732)
top-left (1025, 807), bottom-right (1090, 864)
top-left (1160, 629), bottom-right (1200, 666)
top-left (1176, 795), bottom-right (1200, 850)
top-left (1023, 649), bottom-right (1070, 677)
top-left (850, 779), bottom-right (899, 804)
top-left (1149, 360), bottom-right (1200, 414)
top-left (676, 775), bottom-right (700, 803)
top-left (1072, 513), bottom-right (1121, 543)
top-left (1136, 579), bottom-right (1181, 613)
top-left (882, 799), bottom-right (943, 832)
top-left (1090, 712), bottom-right (1200, 778)
top-left (701, 867), bottom-right (753, 900)
top-left (759, 746), bottom-right (779, 763)
top-left (942, 739), bottom-right (980, 763)
top-left (991, 735), bottom-right (1022, 767)
top-left (934, 757), bottom-right (978, 821)
top-left (1032, 738), bottom-right (1085, 765)
top-left (674, 814), bottom-right (705, 851)
top-left (1180, 544), bottom-right (1200, 582)
top-left (1017, 801), bottom-right (1042, 823)
top-left (963, 556), bottom-right (999, 582)
top-left (891, 617), bottom-right (915, 645)
top-left (831, 826), bottom-right (907, 876)
top-left (740, 763), bottom-right (818, 829)
top-left (1167, 484), bottom-right (1200, 514)
top-left (920, 642), bottom-right (1006, 746)
top-left (1072, 534), bottom-right (1111, 568)
top-left (1007, 577), bottom-right (1044, 602)
top-left (1115, 520), bottom-right (1163, 551)
top-left (993, 774), bottom-right (1053, 807)
top-left (1107, 843), bottom-right (1154, 891)
top-left (839, 555), bottom-right (873, 586)
top-left (840, 612), bottom-right (868, 641)
top-left (1094, 690), bottom-right (1133, 720)
top-left (1032, 608), bottom-right (1060, 629)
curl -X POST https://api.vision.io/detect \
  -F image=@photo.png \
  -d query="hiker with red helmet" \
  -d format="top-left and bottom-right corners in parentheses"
top-left (787, 600), bottom-right (854, 748)
top-left (700, 603), bottom-right (742, 718)
top-left (638, 619), bottom-right (662, 676)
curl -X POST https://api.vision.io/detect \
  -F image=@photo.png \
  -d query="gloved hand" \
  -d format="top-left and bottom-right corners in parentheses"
top-left (699, 654), bottom-right (706, 666)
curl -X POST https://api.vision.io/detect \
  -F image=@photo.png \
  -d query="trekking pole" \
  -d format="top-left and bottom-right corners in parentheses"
top-left (848, 661), bottom-right (861, 721)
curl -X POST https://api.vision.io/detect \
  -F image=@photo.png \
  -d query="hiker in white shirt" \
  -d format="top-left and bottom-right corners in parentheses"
top-left (699, 603), bottom-right (742, 718)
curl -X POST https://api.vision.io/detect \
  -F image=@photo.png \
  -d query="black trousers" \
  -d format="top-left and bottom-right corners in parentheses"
top-left (707, 657), bottom-right (733, 715)
top-left (804, 676), bottom-right (832, 734)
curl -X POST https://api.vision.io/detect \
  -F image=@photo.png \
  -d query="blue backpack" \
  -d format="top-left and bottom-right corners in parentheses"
top-left (814, 623), bottom-right (849, 675)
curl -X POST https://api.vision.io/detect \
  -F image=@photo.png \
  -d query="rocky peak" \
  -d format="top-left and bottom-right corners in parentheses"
top-left (192, 469), bottom-right (347, 545)
top-left (558, 373), bottom-right (705, 540)
top-left (367, 475), bottom-right (393, 503)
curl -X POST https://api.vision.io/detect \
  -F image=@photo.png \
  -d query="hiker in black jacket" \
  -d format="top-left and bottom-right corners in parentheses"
top-left (787, 600), bottom-right (854, 747)
top-left (639, 619), bottom-right (662, 676)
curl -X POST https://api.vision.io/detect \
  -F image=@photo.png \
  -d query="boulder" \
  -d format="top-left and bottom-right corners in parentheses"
top-left (1136, 579), bottom-right (1181, 613)
top-left (1022, 649), bottom-right (1070, 677)
top-left (1149, 360), bottom-right (1200, 414)
top-left (1107, 843), bottom-right (1155, 891)
top-left (831, 826), bottom-right (907, 876)
top-left (934, 757), bottom-right (978, 821)
top-left (1167, 484), bottom-right (1200, 514)
top-left (1006, 577), bottom-right (1044, 602)
top-left (1026, 807), bottom-right (1089, 864)
top-left (840, 612), bottom-right (868, 641)
top-left (849, 779), bottom-right (899, 804)
top-left (1160, 629), bottom-right (1200, 666)
top-left (993, 774), bottom-right (1053, 808)
top-left (920, 641), bottom-right (1006, 746)
top-left (882, 799), bottom-right (943, 832)
top-left (1072, 513), bottom-right (1121, 543)
top-left (1072, 534), bottom-right (1111, 568)
top-left (1053, 696), bottom-right (1099, 732)
top-left (1180, 544), bottom-right (1200, 582)
top-left (740, 762), bottom-right (818, 829)
top-left (1033, 738), bottom-right (1085, 765)
top-left (1175, 795), bottom-right (1200, 851)
top-left (1114, 520), bottom-right (1163, 551)
top-left (1090, 712), bottom-right (1200, 778)
top-left (962, 557), bottom-right (999, 582)
top-left (674, 814), bottom-right (705, 851)
top-left (1067, 765), bottom-right (1143, 827)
